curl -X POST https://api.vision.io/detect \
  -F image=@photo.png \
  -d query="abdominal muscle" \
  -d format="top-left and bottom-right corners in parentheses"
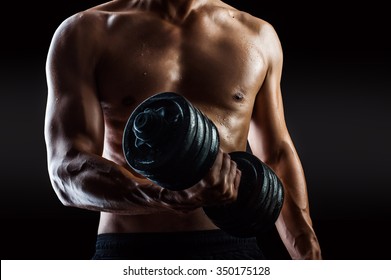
top-left (98, 209), bottom-right (219, 234)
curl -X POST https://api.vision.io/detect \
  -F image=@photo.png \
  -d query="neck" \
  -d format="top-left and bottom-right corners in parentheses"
top-left (127, 0), bottom-right (206, 22)
top-left (163, 0), bottom-right (198, 20)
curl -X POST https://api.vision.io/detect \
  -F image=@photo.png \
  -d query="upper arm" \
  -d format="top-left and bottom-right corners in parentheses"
top-left (44, 13), bottom-right (104, 169)
top-left (248, 22), bottom-right (292, 164)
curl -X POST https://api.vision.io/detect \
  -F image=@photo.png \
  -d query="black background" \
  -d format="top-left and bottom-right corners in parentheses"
top-left (1, 0), bottom-right (390, 260)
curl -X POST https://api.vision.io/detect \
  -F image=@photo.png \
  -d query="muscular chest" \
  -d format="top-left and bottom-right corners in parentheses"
top-left (96, 14), bottom-right (266, 115)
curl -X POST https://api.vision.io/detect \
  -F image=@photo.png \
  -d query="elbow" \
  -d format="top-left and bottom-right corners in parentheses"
top-left (50, 177), bottom-right (74, 207)
top-left (261, 147), bottom-right (283, 171)
top-left (262, 150), bottom-right (282, 168)
top-left (47, 160), bottom-right (76, 207)
top-left (262, 140), bottom-right (295, 169)
top-left (56, 193), bottom-right (73, 207)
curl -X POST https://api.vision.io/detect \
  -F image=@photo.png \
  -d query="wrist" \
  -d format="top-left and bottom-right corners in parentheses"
top-left (291, 233), bottom-right (322, 260)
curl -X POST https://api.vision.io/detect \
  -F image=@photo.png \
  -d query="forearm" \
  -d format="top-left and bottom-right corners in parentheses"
top-left (49, 151), bottom-right (190, 215)
top-left (267, 143), bottom-right (322, 259)
top-left (275, 199), bottom-right (322, 260)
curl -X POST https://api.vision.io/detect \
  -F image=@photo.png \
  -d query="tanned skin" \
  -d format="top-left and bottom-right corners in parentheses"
top-left (44, 0), bottom-right (322, 259)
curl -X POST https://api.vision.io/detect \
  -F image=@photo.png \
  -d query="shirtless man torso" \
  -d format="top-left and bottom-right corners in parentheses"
top-left (45, 0), bottom-right (322, 259)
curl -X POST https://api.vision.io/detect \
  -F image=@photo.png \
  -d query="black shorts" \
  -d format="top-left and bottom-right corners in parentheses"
top-left (92, 229), bottom-right (265, 260)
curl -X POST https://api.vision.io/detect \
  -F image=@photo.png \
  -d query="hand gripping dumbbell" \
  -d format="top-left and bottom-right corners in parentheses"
top-left (122, 92), bottom-right (284, 237)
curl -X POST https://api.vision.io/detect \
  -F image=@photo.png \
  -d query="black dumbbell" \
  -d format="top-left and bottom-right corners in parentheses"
top-left (123, 92), bottom-right (284, 237)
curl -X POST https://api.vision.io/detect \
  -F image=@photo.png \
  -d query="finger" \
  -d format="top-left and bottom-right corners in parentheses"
top-left (220, 152), bottom-right (232, 178)
top-left (211, 148), bottom-right (224, 172)
top-left (224, 160), bottom-right (240, 201)
top-left (227, 159), bottom-right (238, 185)
top-left (207, 149), bottom-right (224, 184)
top-left (234, 169), bottom-right (241, 190)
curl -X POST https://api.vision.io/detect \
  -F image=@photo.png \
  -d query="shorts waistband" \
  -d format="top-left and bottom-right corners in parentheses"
top-left (95, 229), bottom-right (258, 251)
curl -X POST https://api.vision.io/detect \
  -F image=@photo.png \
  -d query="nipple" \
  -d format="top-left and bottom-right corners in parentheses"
top-left (233, 92), bottom-right (244, 101)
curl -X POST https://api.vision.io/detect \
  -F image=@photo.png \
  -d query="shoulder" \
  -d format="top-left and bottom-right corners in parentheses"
top-left (50, 10), bottom-right (107, 46)
top-left (46, 10), bottom-right (112, 75)
top-left (235, 9), bottom-right (282, 53)
top-left (47, 9), bottom-right (113, 66)
top-left (54, 0), bottom-right (119, 33)
top-left (231, 9), bottom-right (283, 69)
top-left (208, 2), bottom-right (283, 67)
top-left (207, 2), bottom-right (282, 48)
